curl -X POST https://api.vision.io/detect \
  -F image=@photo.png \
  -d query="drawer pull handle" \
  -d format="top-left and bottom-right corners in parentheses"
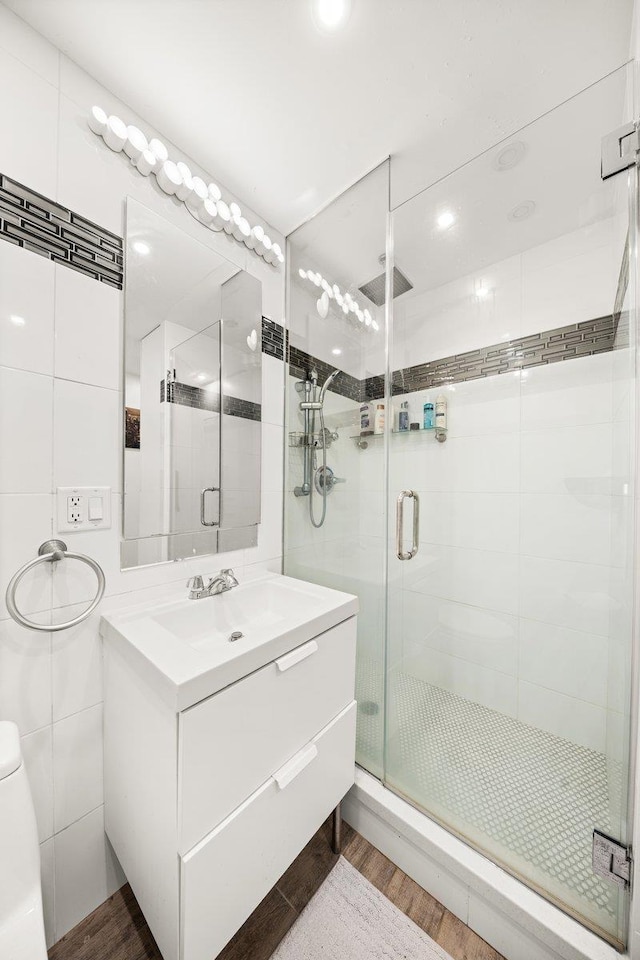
top-left (273, 744), bottom-right (318, 790)
top-left (275, 640), bottom-right (318, 672)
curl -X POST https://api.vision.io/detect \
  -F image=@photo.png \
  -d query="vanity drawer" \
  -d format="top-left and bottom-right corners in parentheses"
top-left (178, 616), bottom-right (356, 852)
top-left (180, 700), bottom-right (356, 960)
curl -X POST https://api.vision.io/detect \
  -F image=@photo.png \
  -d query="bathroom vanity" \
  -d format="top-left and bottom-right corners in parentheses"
top-left (101, 573), bottom-right (358, 960)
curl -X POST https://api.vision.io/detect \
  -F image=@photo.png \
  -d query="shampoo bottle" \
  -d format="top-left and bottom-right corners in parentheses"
top-left (435, 394), bottom-right (447, 441)
top-left (374, 403), bottom-right (385, 435)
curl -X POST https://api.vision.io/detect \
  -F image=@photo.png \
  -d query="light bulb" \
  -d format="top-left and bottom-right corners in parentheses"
top-left (298, 269), bottom-right (307, 279)
top-left (88, 105), bottom-right (107, 135)
top-left (148, 138), bottom-right (168, 163)
top-left (437, 210), bottom-right (455, 230)
top-left (313, 0), bottom-right (350, 30)
top-left (132, 241), bottom-right (150, 256)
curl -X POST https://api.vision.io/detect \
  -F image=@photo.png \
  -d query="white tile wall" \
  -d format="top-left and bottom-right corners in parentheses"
top-left (0, 3), bottom-right (285, 947)
top-left (0, 243), bottom-right (55, 376)
top-left (54, 267), bottom-right (121, 390)
top-left (390, 333), bottom-right (630, 767)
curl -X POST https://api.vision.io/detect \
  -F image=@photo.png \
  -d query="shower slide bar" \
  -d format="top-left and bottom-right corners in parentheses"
top-left (6, 539), bottom-right (106, 632)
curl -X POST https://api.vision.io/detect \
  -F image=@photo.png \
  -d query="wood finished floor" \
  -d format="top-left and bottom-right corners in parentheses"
top-left (48, 818), bottom-right (505, 960)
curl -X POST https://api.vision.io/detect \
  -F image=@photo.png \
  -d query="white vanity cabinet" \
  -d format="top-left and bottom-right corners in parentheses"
top-left (102, 577), bottom-right (358, 960)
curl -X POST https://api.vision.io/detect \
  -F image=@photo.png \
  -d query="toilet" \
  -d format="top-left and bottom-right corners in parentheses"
top-left (0, 722), bottom-right (47, 960)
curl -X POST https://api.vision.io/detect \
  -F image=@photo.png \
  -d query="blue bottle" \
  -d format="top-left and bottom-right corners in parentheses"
top-left (423, 402), bottom-right (435, 429)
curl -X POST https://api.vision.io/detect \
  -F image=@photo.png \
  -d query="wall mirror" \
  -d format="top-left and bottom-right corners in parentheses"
top-left (122, 199), bottom-right (262, 569)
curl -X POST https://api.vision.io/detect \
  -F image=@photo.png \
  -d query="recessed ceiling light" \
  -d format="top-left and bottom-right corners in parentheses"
top-left (312, 0), bottom-right (350, 30)
top-left (493, 140), bottom-right (527, 172)
top-left (9, 314), bottom-right (25, 326)
top-left (332, 347), bottom-right (342, 356)
top-left (437, 210), bottom-right (455, 230)
top-left (133, 240), bottom-right (150, 255)
top-left (508, 200), bottom-right (536, 222)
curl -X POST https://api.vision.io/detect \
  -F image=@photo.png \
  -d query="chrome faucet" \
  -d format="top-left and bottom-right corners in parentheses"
top-left (186, 569), bottom-right (239, 600)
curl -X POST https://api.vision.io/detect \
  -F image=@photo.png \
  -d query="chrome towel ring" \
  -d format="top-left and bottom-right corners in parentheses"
top-left (6, 539), bottom-right (106, 632)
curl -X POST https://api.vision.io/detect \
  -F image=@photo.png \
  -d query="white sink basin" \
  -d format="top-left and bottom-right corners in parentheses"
top-left (100, 573), bottom-right (358, 709)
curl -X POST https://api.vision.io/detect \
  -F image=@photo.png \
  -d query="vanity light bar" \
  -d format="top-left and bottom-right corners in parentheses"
top-left (87, 106), bottom-right (284, 267)
top-left (298, 268), bottom-right (379, 332)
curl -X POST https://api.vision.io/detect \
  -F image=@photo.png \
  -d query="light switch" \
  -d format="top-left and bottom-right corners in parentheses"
top-left (88, 497), bottom-right (103, 521)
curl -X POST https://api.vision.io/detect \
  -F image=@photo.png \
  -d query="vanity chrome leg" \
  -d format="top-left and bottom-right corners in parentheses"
top-left (331, 802), bottom-right (342, 855)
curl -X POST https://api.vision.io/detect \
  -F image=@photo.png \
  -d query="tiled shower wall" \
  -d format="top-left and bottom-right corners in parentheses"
top-left (285, 209), bottom-right (633, 768)
top-left (0, 5), bottom-right (285, 947)
top-left (385, 215), bottom-right (632, 766)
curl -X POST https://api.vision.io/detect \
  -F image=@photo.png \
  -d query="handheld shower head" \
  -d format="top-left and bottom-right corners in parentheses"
top-left (319, 369), bottom-right (339, 404)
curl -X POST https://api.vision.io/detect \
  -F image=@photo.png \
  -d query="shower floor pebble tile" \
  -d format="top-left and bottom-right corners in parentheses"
top-left (356, 662), bottom-right (622, 935)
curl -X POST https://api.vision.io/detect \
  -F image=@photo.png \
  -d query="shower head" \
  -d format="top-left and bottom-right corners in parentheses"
top-left (319, 369), bottom-right (339, 403)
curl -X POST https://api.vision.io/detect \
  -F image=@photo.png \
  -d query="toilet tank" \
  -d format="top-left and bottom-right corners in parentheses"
top-left (0, 722), bottom-right (42, 921)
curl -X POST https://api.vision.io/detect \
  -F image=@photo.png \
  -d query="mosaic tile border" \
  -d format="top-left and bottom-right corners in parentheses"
top-left (161, 379), bottom-right (261, 421)
top-left (0, 174), bottom-right (123, 288)
top-left (288, 342), bottom-right (363, 402)
top-left (262, 316), bottom-right (286, 360)
top-left (284, 316), bottom-right (616, 406)
top-left (364, 315), bottom-right (616, 401)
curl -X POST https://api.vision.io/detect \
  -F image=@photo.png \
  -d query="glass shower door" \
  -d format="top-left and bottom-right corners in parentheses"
top-left (384, 65), bottom-right (636, 946)
top-left (169, 322), bottom-right (221, 535)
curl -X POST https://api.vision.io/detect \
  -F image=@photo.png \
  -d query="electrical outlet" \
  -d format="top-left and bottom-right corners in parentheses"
top-left (67, 495), bottom-right (83, 525)
top-left (57, 487), bottom-right (111, 532)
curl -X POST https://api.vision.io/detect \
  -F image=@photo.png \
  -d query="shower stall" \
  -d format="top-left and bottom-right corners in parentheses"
top-left (284, 64), bottom-right (638, 951)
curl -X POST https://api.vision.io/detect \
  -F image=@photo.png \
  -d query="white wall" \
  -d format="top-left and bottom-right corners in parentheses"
top-left (0, 4), bottom-right (285, 947)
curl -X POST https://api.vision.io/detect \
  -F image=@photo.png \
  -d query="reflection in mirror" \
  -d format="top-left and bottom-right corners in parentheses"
top-left (123, 199), bottom-right (262, 569)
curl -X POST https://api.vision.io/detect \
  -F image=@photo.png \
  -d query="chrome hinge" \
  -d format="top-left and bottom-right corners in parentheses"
top-left (602, 122), bottom-right (639, 179)
top-left (592, 830), bottom-right (632, 888)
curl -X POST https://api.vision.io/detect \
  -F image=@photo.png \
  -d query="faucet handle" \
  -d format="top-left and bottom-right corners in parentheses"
top-left (187, 576), bottom-right (204, 590)
top-left (221, 568), bottom-right (238, 584)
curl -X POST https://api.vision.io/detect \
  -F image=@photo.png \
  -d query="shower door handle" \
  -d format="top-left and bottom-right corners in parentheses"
top-left (201, 487), bottom-right (220, 527)
top-left (396, 490), bottom-right (419, 560)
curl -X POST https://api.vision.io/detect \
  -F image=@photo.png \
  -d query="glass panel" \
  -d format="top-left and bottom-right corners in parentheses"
top-left (169, 323), bottom-right (221, 535)
top-left (385, 65), bottom-right (636, 946)
top-left (284, 161), bottom-right (389, 777)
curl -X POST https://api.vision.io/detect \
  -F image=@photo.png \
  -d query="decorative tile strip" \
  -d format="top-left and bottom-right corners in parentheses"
top-left (161, 379), bottom-right (261, 421)
top-left (0, 174), bottom-right (123, 288)
top-left (223, 396), bottom-right (261, 421)
top-left (287, 342), bottom-right (363, 402)
top-left (261, 316), bottom-right (286, 360)
top-left (364, 316), bottom-right (616, 400)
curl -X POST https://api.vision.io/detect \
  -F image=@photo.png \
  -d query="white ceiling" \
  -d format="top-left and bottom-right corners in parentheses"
top-left (6, 0), bottom-right (634, 234)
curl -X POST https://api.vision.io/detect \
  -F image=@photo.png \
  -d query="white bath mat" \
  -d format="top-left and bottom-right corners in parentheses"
top-left (271, 856), bottom-right (454, 960)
